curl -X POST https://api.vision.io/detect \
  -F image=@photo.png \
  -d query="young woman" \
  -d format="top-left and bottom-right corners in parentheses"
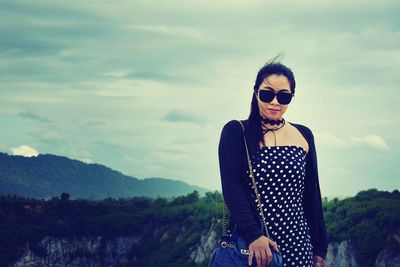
top-left (218, 60), bottom-right (328, 267)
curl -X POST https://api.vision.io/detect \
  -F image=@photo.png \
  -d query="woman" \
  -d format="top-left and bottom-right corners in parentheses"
top-left (218, 60), bottom-right (328, 267)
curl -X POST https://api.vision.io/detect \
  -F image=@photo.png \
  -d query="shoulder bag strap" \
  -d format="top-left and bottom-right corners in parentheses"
top-left (222, 120), bottom-right (272, 239)
top-left (238, 120), bottom-right (270, 238)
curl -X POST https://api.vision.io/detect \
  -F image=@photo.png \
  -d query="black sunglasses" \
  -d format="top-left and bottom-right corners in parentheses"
top-left (257, 89), bottom-right (294, 105)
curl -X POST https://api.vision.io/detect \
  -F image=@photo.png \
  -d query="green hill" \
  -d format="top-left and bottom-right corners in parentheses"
top-left (0, 152), bottom-right (208, 199)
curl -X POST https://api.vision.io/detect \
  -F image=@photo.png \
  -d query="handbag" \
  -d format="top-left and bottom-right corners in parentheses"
top-left (208, 120), bottom-right (283, 267)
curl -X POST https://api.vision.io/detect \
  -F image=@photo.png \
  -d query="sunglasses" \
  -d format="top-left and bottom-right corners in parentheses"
top-left (257, 89), bottom-right (294, 105)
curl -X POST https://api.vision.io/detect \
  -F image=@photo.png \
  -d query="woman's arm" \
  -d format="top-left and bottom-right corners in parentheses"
top-left (218, 120), bottom-right (262, 246)
top-left (303, 127), bottom-right (329, 260)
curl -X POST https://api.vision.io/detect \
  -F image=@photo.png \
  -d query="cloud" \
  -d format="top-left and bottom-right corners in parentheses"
top-left (78, 158), bottom-right (92, 164)
top-left (316, 133), bottom-right (346, 147)
top-left (126, 24), bottom-right (204, 39)
top-left (0, 144), bottom-right (6, 153)
top-left (94, 139), bottom-right (137, 150)
top-left (1, 0), bottom-right (399, 197)
top-left (162, 109), bottom-right (206, 125)
top-left (349, 135), bottom-right (389, 151)
top-left (124, 71), bottom-right (185, 83)
top-left (18, 111), bottom-right (54, 123)
top-left (318, 133), bottom-right (389, 151)
top-left (66, 148), bottom-right (94, 165)
top-left (10, 145), bottom-right (39, 157)
top-left (31, 130), bottom-right (65, 144)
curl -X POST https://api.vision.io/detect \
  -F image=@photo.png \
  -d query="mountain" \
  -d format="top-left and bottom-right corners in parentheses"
top-left (0, 152), bottom-right (209, 199)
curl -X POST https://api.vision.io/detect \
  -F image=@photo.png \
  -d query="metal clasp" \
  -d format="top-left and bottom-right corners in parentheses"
top-left (240, 249), bottom-right (250, 255)
top-left (220, 241), bottom-right (234, 248)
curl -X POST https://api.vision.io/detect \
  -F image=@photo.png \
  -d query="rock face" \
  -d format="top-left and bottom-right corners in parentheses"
top-left (326, 240), bottom-right (360, 267)
top-left (375, 248), bottom-right (400, 267)
top-left (10, 225), bottom-right (400, 267)
top-left (375, 232), bottom-right (400, 267)
top-left (190, 219), bottom-right (218, 264)
top-left (11, 223), bottom-right (219, 267)
top-left (13, 236), bottom-right (140, 267)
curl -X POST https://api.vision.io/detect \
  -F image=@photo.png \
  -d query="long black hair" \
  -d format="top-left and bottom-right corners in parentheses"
top-left (248, 53), bottom-right (296, 147)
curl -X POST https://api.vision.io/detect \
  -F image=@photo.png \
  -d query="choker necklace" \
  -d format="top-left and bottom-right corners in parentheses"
top-left (261, 117), bottom-right (286, 147)
top-left (260, 117), bottom-right (284, 125)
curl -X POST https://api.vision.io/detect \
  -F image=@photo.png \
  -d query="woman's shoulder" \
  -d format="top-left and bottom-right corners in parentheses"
top-left (222, 119), bottom-right (246, 131)
top-left (223, 119), bottom-right (240, 127)
top-left (288, 122), bottom-right (317, 154)
top-left (288, 121), bottom-right (314, 138)
top-left (220, 119), bottom-right (249, 141)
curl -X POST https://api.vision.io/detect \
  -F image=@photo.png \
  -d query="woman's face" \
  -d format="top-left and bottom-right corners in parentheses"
top-left (255, 74), bottom-right (292, 120)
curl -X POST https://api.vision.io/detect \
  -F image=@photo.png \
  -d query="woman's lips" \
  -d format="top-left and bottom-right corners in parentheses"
top-left (268, 108), bottom-right (280, 112)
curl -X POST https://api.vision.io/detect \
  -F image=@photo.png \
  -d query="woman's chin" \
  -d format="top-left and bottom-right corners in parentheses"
top-left (263, 114), bottom-right (282, 120)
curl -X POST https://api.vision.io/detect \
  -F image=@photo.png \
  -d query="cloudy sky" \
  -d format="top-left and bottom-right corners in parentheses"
top-left (1, 0), bottom-right (399, 198)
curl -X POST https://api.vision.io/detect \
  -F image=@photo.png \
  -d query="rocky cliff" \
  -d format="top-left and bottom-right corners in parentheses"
top-left (13, 236), bottom-right (141, 267)
top-left (324, 227), bottom-right (400, 267)
top-left (11, 219), bottom-right (219, 267)
top-left (11, 222), bottom-right (400, 267)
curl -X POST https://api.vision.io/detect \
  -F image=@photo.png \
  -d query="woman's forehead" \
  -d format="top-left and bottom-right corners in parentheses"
top-left (261, 75), bottom-right (291, 90)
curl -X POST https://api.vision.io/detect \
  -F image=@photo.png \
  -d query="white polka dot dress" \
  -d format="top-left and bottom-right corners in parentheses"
top-left (246, 145), bottom-right (314, 267)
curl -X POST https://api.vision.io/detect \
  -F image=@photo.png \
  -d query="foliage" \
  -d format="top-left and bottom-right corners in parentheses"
top-left (323, 188), bottom-right (400, 266)
top-left (0, 188), bottom-right (399, 267)
top-left (0, 190), bottom-right (222, 266)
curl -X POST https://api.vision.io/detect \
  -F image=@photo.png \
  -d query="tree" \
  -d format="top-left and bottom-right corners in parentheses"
top-left (61, 193), bottom-right (70, 201)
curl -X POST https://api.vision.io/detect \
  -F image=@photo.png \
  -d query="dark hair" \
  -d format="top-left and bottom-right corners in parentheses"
top-left (248, 54), bottom-right (296, 147)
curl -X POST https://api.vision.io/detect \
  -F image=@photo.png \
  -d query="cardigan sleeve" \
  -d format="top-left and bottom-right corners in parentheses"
top-left (303, 127), bottom-right (329, 259)
top-left (218, 120), bottom-right (263, 246)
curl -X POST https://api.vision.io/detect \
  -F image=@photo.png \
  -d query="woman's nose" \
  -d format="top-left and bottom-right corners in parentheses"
top-left (270, 95), bottom-right (279, 105)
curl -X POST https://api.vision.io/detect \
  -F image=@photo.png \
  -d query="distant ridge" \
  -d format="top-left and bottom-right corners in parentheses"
top-left (0, 152), bottom-right (209, 200)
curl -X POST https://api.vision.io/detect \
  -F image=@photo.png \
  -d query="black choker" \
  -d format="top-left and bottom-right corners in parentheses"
top-left (261, 117), bottom-right (284, 126)
top-left (260, 117), bottom-right (286, 147)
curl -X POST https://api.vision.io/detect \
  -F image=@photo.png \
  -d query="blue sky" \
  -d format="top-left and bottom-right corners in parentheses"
top-left (0, 0), bottom-right (399, 198)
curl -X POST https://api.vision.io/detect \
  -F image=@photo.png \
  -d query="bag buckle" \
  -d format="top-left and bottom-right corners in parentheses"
top-left (240, 249), bottom-right (250, 255)
top-left (220, 241), bottom-right (234, 248)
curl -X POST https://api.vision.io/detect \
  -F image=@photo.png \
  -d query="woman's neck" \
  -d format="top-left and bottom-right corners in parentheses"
top-left (261, 122), bottom-right (284, 131)
top-left (260, 116), bottom-right (285, 130)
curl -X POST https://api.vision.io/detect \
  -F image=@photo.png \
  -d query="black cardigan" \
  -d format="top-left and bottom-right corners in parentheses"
top-left (218, 119), bottom-right (329, 260)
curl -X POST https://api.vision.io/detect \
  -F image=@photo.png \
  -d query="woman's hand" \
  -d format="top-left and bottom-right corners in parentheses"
top-left (248, 235), bottom-right (279, 267)
top-left (313, 255), bottom-right (327, 267)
